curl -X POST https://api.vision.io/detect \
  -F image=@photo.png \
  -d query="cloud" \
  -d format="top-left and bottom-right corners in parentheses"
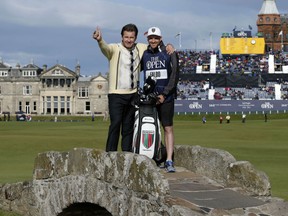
top-left (1, 0), bottom-right (162, 29)
top-left (0, 0), bottom-right (286, 75)
top-left (0, 50), bottom-right (45, 67)
top-left (0, 0), bottom-right (260, 38)
top-left (1, 0), bottom-right (102, 27)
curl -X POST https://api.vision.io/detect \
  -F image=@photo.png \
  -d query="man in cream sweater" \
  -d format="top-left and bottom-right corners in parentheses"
top-left (93, 23), bottom-right (147, 152)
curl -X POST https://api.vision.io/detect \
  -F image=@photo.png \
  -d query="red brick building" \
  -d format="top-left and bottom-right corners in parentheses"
top-left (257, 0), bottom-right (288, 52)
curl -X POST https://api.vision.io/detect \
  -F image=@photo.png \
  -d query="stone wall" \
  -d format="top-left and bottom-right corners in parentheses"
top-left (0, 146), bottom-right (275, 216)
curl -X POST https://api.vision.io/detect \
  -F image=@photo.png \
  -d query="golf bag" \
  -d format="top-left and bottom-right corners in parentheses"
top-left (132, 76), bottom-right (167, 164)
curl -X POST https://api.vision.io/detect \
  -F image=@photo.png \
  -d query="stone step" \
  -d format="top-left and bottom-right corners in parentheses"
top-left (162, 166), bottom-right (266, 214)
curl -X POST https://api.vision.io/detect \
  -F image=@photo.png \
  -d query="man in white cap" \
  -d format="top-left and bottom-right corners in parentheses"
top-left (142, 27), bottom-right (179, 172)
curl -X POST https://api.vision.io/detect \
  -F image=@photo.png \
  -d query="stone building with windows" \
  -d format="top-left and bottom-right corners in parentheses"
top-left (0, 60), bottom-right (108, 116)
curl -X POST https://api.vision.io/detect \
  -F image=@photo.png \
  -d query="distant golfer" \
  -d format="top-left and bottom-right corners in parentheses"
top-left (202, 116), bottom-right (206, 124)
top-left (242, 114), bottom-right (246, 123)
top-left (219, 115), bottom-right (223, 124)
top-left (226, 115), bottom-right (230, 123)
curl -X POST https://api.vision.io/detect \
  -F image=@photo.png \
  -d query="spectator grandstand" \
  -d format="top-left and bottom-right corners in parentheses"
top-left (176, 50), bottom-right (288, 100)
top-left (177, 50), bottom-right (288, 75)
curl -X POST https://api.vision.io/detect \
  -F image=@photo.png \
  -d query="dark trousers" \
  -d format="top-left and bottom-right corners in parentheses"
top-left (106, 93), bottom-right (135, 152)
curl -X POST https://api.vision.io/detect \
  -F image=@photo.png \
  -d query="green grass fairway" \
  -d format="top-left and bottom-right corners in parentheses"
top-left (0, 119), bottom-right (107, 183)
top-left (0, 116), bottom-right (287, 201)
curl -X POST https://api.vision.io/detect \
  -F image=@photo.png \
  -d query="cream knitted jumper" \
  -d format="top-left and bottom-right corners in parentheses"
top-left (98, 39), bottom-right (147, 94)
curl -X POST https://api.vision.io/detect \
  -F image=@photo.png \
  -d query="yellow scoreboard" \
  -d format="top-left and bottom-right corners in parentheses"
top-left (220, 37), bottom-right (265, 55)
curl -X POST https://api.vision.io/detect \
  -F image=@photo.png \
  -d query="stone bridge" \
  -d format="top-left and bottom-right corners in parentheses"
top-left (0, 145), bottom-right (287, 216)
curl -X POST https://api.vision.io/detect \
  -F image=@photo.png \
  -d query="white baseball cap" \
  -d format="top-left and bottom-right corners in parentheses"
top-left (147, 27), bottom-right (162, 37)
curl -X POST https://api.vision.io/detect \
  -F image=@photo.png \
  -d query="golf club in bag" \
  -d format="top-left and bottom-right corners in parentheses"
top-left (132, 76), bottom-right (167, 165)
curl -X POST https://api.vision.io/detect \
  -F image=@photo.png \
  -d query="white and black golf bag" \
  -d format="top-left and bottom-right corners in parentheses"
top-left (132, 76), bottom-right (167, 164)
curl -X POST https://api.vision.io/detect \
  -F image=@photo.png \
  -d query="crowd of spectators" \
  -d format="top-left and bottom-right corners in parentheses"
top-left (177, 80), bottom-right (281, 100)
top-left (176, 50), bottom-right (288, 100)
top-left (176, 50), bottom-right (288, 75)
top-left (177, 79), bottom-right (288, 100)
top-left (177, 50), bottom-right (213, 74)
top-left (281, 82), bottom-right (288, 99)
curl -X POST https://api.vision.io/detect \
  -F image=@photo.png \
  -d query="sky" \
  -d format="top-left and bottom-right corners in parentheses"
top-left (0, 0), bottom-right (287, 76)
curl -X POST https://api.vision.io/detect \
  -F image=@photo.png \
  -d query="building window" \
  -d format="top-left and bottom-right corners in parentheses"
top-left (47, 96), bottom-right (51, 114)
top-left (0, 71), bottom-right (8, 77)
top-left (67, 96), bottom-right (70, 114)
top-left (23, 85), bottom-right (32, 95)
top-left (22, 70), bottom-right (36, 77)
top-left (52, 69), bottom-right (64, 75)
top-left (46, 79), bottom-right (52, 87)
top-left (274, 32), bottom-right (278, 39)
top-left (85, 101), bottom-right (90, 111)
top-left (60, 79), bottom-right (65, 87)
top-left (265, 33), bottom-right (271, 39)
top-left (25, 101), bottom-right (30, 114)
top-left (60, 96), bottom-right (65, 114)
top-left (42, 96), bottom-right (45, 114)
top-left (53, 79), bottom-right (59, 87)
top-left (19, 101), bottom-right (22, 112)
top-left (78, 87), bottom-right (89, 98)
top-left (66, 79), bottom-right (71, 87)
top-left (54, 96), bottom-right (58, 114)
top-left (33, 101), bottom-right (37, 112)
top-left (266, 17), bottom-right (270, 22)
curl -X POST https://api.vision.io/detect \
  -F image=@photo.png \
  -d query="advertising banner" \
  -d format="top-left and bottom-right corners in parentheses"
top-left (175, 100), bottom-right (288, 113)
top-left (233, 30), bottom-right (252, 38)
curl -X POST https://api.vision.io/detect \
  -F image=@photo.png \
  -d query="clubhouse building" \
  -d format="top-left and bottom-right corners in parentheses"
top-left (0, 61), bottom-right (108, 116)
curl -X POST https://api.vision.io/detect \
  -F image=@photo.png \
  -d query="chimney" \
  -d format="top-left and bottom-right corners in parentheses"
top-left (43, 64), bottom-right (47, 72)
top-left (75, 63), bottom-right (80, 76)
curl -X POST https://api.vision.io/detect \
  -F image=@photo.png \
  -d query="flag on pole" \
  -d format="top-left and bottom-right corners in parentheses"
top-left (279, 30), bottom-right (283, 36)
top-left (249, 25), bottom-right (252, 30)
top-left (175, 32), bottom-right (182, 49)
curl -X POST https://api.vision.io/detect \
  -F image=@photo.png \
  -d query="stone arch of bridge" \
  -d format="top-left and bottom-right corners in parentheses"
top-left (32, 149), bottom-right (169, 216)
top-left (57, 202), bottom-right (112, 216)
